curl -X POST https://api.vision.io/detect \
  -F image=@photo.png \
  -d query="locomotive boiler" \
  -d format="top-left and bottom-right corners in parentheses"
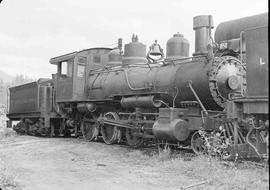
top-left (7, 13), bottom-right (268, 159)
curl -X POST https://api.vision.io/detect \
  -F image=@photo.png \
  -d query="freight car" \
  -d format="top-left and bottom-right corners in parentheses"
top-left (7, 13), bottom-right (268, 159)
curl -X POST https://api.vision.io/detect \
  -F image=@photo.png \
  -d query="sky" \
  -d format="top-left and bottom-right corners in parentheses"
top-left (0, 0), bottom-right (268, 78)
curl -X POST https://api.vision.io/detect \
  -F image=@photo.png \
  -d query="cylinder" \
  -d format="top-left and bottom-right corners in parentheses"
top-left (153, 119), bottom-right (190, 142)
top-left (153, 108), bottom-right (190, 142)
top-left (214, 13), bottom-right (268, 43)
top-left (122, 35), bottom-right (147, 65)
top-left (166, 33), bottom-right (189, 59)
top-left (193, 15), bottom-right (214, 56)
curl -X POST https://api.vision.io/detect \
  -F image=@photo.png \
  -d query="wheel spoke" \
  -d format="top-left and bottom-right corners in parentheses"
top-left (125, 114), bottom-right (143, 147)
top-left (101, 112), bottom-right (121, 145)
top-left (126, 128), bottom-right (143, 147)
top-left (81, 113), bottom-right (99, 141)
top-left (191, 131), bottom-right (206, 154)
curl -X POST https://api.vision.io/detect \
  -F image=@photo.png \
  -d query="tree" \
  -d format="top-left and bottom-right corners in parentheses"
top-left (11, 74), bottom-right (35, 86)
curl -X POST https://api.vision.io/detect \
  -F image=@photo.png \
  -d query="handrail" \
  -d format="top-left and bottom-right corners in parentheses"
top-left (123, 69), bottom-right (152, 91)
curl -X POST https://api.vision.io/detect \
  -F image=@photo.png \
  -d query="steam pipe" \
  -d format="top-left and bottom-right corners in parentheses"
top-left (188, 81), bottom-right (208, 115)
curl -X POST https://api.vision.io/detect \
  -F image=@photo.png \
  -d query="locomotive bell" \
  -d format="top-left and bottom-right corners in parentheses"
top-left (149, 40), bottom-right (163, 56)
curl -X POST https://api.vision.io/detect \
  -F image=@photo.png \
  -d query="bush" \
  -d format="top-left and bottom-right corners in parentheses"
top-left (0, 128), bottom-right (17, 138)
top-left (157, 144), bottom-right (171, 161)
top-left (0, 104), bottom-right (7, 129)
top-left (0, 159), bottom-right (21, 190)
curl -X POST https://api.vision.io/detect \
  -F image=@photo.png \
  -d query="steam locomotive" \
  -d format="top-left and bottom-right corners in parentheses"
top-left (7, 13), bottom-right (268, 159)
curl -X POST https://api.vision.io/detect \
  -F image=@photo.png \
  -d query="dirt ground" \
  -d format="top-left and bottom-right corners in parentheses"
top-left (0, 134), bottom-right (269, 190)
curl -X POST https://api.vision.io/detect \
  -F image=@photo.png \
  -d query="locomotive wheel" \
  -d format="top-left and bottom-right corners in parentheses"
top-left (125, 128), bottom-right (144, 148)
top-left (28, 119), bottom-right (40, 136)
top-left (36, 119), bottom-right (51, 137)
top-left (81, 113), bottom-right (99, 141)
top-left (100, 112), bottom-right (121, 145)
top-left (191, 131), bottom-right (206, 154)
top-left (40, 128), bottom-right (50, 137)
top-left (63, 129), bottom-right (71, 137)
top-left (14, 121), bottom-right (27, 134)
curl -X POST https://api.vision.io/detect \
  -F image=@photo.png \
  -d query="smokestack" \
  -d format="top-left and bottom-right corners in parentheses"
top-left (193, 15), bottom-right (214, 56)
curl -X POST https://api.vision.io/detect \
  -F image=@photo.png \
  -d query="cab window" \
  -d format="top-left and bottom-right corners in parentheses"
top-left (61, 61), bottom-right (68, 75)
top-left (77, 56), bottom-right (87, 78)
top-left (58, 60), bottom-right (73, 77)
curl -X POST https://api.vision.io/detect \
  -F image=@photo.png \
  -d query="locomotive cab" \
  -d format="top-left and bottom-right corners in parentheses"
top-left (50, 48), bottom-right (111, 102)
top-left (50, 52), bottom-right (76, 102)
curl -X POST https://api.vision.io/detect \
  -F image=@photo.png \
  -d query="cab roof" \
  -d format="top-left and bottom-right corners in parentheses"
top-left (50, 47), bottom-right (112, 65)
